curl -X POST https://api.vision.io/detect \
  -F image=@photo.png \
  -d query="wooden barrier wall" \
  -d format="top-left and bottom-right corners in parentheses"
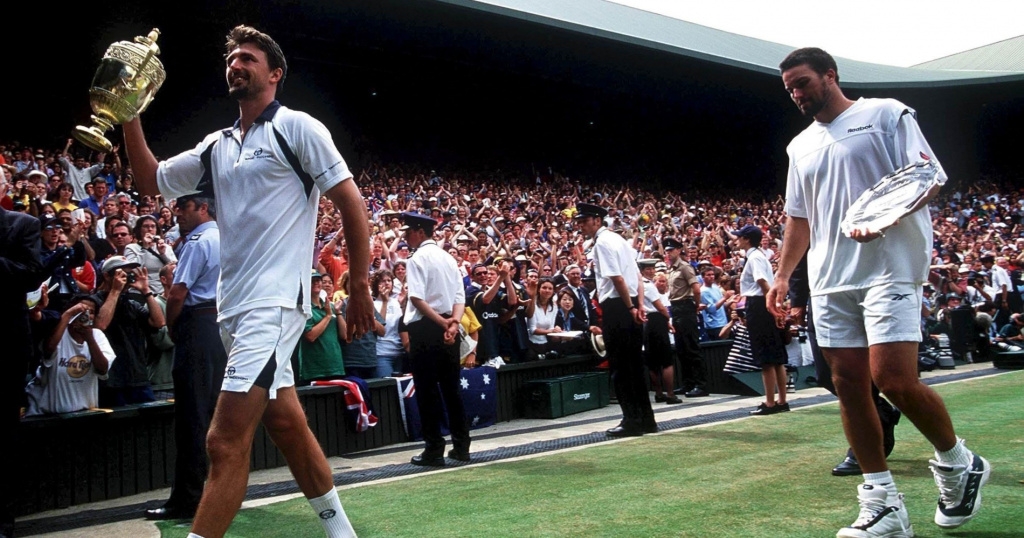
top-left (17, 341), bottom-right (745, 515)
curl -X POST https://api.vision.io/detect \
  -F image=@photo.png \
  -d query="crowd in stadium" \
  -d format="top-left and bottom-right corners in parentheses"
top-left (3, 138), bottom-right (1024, 416)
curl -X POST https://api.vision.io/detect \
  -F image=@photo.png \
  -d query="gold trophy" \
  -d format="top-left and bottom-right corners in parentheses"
top-left (73, 29), bottom-right (166, 153)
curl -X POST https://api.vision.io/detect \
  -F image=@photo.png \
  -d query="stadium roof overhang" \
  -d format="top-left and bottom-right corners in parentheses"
top-left (436, 0), bottom-right (1024, 89)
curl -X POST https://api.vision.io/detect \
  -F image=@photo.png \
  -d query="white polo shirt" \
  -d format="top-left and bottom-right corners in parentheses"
top-left (784, 98), bottom-right (947, 296)
top-left (740, 247), bottom-right (773, 297)
top-left (592, 227), bottom-right (641, 303)
top-left (404, 240), bottom-right (465, 324)
top-left (157, 101), bottom-right (352, 319)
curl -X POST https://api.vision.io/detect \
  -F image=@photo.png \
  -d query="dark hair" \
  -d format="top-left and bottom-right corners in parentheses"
top-left (371, 269), bottom-right (394, 299)
top-left (226, 25), bottom-right (287, 90)
top-left (133, 215), bottom-right (159, 241)
top-left (779, 47), bottom-right (839, 82)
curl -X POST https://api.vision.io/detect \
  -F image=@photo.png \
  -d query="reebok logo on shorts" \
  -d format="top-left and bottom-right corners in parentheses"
top-left (890, 294), bottom-right (911, 301)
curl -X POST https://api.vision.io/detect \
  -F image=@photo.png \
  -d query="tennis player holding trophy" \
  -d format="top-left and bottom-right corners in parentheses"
top-left (768, 47), bottom-right (990, 538)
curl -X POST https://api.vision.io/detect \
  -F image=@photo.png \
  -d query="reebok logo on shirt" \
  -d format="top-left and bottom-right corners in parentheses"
top-left (890, 294), bottom-right (911, 301)
top-left (847, 124), bottom-right (873, 133)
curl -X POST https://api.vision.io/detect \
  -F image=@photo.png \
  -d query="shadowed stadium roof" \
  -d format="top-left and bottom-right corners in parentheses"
top-left (439, 0), bottom-right (1024, 88)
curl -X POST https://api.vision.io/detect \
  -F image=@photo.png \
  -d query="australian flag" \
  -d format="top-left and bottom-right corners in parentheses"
top-left (396, 366), bottom-right (498, 442)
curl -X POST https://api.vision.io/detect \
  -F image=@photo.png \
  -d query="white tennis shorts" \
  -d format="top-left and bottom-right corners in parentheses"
top-left (811, 282), bottom-right (923, 348)
top-left (219, 306), bottom-right (305, 399)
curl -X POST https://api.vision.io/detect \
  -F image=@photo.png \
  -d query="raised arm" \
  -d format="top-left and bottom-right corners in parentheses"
top-left (122, 118), bottom-right (160, 196)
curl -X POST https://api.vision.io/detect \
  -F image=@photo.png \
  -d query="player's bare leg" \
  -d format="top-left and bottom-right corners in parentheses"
top-left (869, 342), bottom-right (956, 451)
top-left (191, 389), bottom-right (269, 538)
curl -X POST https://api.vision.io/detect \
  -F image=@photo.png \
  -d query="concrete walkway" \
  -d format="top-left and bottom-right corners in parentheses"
top-left (16, 362), bottom-right (1006, 537)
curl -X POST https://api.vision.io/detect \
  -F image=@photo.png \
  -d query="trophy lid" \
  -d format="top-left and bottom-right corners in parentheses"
top-left (104, 28), bottom-right (166, 89)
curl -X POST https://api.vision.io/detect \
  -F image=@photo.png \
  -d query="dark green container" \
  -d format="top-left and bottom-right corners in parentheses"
top-left (524, 371), bottom-right (609, 419)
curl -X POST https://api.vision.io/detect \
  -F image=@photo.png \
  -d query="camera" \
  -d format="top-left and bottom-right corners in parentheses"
top-left (125, 272), bottom-right (137, 285)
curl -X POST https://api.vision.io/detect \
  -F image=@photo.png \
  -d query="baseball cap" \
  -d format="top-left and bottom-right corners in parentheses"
top-left (101, 255), bottom-right (141, 274)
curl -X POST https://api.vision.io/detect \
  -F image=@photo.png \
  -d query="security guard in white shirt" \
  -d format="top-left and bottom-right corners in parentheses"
top-left (401, 212), bottom-right (470, 466)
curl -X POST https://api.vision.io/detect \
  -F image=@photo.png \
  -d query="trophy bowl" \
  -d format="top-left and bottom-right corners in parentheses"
top-left (73, 29), bottom-right (166, 153)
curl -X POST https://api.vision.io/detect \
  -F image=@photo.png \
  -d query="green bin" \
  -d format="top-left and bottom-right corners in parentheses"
top-left (524, 372), bottom-right (608, 419)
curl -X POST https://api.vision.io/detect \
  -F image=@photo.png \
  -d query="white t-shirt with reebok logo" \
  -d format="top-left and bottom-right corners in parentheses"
top-left (785, 98), bottom-right (948, 296)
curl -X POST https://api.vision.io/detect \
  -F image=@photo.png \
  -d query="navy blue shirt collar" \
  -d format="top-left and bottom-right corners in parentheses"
top-left (223, 100), bottom-right (283, 134)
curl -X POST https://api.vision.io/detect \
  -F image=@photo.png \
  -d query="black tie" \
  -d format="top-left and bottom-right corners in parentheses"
top-left (577, 287), bottom-right (589, 323)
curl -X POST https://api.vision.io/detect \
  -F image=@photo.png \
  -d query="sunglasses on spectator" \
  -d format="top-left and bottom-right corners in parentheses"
top-left (111, 232), bottom-right (130, 238)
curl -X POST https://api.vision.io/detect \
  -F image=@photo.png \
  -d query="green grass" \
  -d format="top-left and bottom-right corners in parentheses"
top-left (160, 371), bottom-right (1024, 537)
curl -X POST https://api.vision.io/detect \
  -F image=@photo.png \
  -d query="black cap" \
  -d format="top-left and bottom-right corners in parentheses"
top-left (39, 214), bottom-right (60, 230)
top-left (574, 203), bottom-right (607, 220)
top-left (177, 174), bottom-right (215, 205)
top-left (663, 237), bottom-right (683, 250)
top-left (734, 224), bottom-right (763, 244)
top-left (399, 211), bottom-right (436, 233)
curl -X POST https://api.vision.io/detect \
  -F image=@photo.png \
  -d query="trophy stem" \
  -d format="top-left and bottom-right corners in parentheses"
top-left (73, 114), bottom-right (115, 153)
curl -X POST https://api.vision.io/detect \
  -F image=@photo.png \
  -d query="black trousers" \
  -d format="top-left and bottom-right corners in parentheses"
top-left (601, 298), bottom-right (655, 430)
top-left (168, 307), bottom-right (228, 508)
top-left (408, 318), bottom-right (470, 455)
top-left (671, 299), bottom-right (707, 389)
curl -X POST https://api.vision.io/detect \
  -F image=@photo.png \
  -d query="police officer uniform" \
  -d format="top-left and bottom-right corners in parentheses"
top-left (401, 212), bottom-right (470, 466)
top-left (577, 204), bottom-right (656, 437)
top-left (147, 192), bottom-right (227, 519)
top-left (665, 237), bottom-right (708, 397)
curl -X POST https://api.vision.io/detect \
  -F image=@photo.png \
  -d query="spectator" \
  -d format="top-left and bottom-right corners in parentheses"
top-left (373, 269), bottom-right (405, 377)
top-left (93, 256), bottom-right (166, 406)
top-left (299, 271), bottom-right (346, 382)
top-left (338, 270), bottom-right (385, 379)
top-left (50, 182), bottom-right (78, 213)
top-left (996, 312), bottom-right (1024, 349)
top-left (58, 140), bottom-right (105, 202)
top-left (700, 266), bottom-right (733, 341)
top-left (95, 197), bottom-right (121, 240)
top-left (527, 277), bottom-right (559, 359)
top-left (79, 177), bottom-right (110, 216)
top-left (108, 221), bottom-right (135, 257)
top-left (124, 215), bottom-right (177, 294)
top-left (24, 295), bottom-right (113, 416)
top-left (471, 261), bottom-right (518, 363)
top-left (562, 264), bottom-right (600, 334)
top-left (39, 214), bottom-right (88, 312)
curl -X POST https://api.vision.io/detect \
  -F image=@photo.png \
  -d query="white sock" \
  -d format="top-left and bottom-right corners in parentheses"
top-left (863, 471), bottom-right (898, 497)
top-left (935, 437), bottom-right (972, 467)
top-left (309, 489), bottom-right (356, 538)
top-left (188, 534), bottom-right (206, 538)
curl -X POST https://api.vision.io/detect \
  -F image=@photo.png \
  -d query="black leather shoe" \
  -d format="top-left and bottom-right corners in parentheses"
top-left (642, 423), bottom-right (659, 434)
top-left (832, 454), bottom-right (862, 476)
top-left (664, 396), bottom-right (683, 405)
top-left (447, 449), bottom-right (471, 462)
top-left (145, 503), bottom-right (197, 520)
top-left (411, 453), bottom-right (446, 467)
top-left (674, 386), bottom-right (690, 395)
top-left (684, 387), bottom-right (710, 398)
top-left (749, 402), bottom-right (778, 416)
top-left (654, 394), bottom-right (666, 403)
top-left (606, 425), bottom-right (644, 437)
